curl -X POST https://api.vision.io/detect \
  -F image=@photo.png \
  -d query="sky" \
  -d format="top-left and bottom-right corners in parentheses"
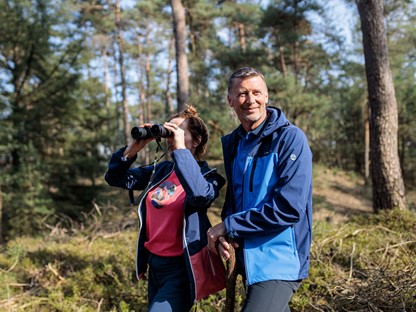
top-left (325, 0), bottom-right (357, 48)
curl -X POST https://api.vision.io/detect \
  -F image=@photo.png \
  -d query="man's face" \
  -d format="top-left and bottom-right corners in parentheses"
top-left (227, 76), bottom-right (268, 131)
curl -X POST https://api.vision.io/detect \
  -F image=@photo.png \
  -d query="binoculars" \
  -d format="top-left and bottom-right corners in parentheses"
top-left (131, 124), bottom-right (173, 140)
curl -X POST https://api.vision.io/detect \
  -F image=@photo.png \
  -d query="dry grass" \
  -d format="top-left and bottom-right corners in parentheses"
top-left (1, 164), bottom-right (415, 311)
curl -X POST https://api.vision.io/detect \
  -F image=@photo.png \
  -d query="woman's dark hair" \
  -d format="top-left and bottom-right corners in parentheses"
top-left (168, 105), bottom-right (208, 160)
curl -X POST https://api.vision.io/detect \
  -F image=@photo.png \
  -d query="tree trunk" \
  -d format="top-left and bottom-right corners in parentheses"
top-left (101, 47), bottom-right (112, 135)
top-left (292, 41), bottom-right (300, 80)
top-left (145, 32), bottom-right (152, 123)
top-left (136, 34), bottom-right (150, 164)
top-left (364, 102), bottom-right (370, 185)
top-left (115, 0), bottom-right (130, 144)
top-left (166, 36), bottom-right (175, 116)
top-left (356, 0), bottom-right (407, 212)
top-left (279, 47), bottom-right (287, 77)
top-left (170, 0), bottom-right (189, 112)
top-left (136, 35), bottom-right (145, 126)
top-left (0, 185), bottom-right (3, 244)
top-left (237, 22), bottom-right (246, 53)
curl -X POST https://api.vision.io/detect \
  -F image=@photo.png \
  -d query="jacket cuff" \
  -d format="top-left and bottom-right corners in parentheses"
top-left (115, 146), bottom-right (138, 164)
top-left (224, 216), bottom-right (234, 239)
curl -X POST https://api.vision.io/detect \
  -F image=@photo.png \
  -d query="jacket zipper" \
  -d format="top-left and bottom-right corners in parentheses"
top-left (249, 155), bottom-right (259, 192)
top-left (135, 165), bottom-right (175, 279)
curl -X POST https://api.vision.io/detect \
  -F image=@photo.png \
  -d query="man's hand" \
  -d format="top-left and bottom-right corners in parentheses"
top-left (207, 222), bottom-right (226, 255)
top-left (207, 222), bottom-right (237, 260)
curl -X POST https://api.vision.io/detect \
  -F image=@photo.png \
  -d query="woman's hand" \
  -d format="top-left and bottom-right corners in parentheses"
top-left (124, 123), bottom-right (155, 158)
top-left (163, 122), bottom-right (186, 150)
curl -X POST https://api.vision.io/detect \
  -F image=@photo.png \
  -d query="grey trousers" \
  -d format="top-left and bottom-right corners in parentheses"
top-left (242, 280), bottom-right (301, 312)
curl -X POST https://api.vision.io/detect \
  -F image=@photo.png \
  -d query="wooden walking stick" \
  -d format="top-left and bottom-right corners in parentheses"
top-left (223, 239), bottom-right (237, 312)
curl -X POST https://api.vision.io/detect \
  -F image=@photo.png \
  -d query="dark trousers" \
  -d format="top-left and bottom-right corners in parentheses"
top-left (147, 253), bottom-right (193, 312)
top-left (242, 279), bottom-right (301, 312)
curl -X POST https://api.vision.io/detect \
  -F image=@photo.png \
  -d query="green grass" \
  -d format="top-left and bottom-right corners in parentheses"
top-left (2, 209), bottom-right (415, 311)
top-left (1, 166), bottom-right (416, 311)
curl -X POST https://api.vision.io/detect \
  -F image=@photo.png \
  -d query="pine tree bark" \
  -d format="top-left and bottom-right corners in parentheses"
top-left (364, 104), bottom-right (370, 185)
top-left (115, 0), bottom-right (130, 144)
top-left (356, 0), bottom-right (407, 212)
top-left (166, 36), bottom-right (175, 116)
top-left (237, 22), bottom-right (246, 53)
top-left (279, 47), bottom-right (287, 77)
top-left (0, 185), bottom-right (3, 245)
top-left (170, 0), bottom-right (189, 112)
top-left (136, 35), bottom-right (150, 164)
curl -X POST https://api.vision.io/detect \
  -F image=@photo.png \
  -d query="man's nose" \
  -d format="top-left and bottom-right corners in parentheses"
top-left (247, 92), bottom-right (256, 103)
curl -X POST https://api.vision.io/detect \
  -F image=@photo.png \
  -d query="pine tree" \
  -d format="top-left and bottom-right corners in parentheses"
top-left (356, 0), bottom-right (408, 211)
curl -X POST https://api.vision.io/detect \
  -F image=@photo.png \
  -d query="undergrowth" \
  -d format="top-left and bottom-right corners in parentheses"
top-left (1, 205), bottom-right (415, 311)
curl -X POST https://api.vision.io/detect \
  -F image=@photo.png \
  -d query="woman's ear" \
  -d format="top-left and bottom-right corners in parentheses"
top-left (193, 135), bottom-right (202, 148)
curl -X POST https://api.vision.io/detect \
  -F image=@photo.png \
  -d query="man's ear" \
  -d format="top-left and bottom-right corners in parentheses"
top-left (227, 94), bottom-right (233, 107)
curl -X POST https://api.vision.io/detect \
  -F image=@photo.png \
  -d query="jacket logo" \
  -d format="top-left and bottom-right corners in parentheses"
top-left (126, 175), bottom-right (137, 189)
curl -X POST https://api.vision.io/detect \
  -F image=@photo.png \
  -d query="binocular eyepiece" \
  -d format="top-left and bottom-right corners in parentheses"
top-left (131, 124), bottom-right (174, 140)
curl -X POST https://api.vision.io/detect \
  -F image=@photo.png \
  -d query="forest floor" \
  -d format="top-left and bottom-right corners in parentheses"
top-left (1, 163), bottom-right (415, 312)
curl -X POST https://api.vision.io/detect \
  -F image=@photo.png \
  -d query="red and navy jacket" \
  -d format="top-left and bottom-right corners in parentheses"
top-left (105, 147), bottom-right (226, 302)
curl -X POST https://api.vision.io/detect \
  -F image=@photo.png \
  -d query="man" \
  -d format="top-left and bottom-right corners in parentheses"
top-left (207, 67), bottom-right (313, 312)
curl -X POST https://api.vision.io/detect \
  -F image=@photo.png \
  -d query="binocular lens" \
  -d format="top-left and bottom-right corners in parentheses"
top-left (150, 124), bottom-right (173, 138)
top-left (131, 126), bottom-right (150, 139)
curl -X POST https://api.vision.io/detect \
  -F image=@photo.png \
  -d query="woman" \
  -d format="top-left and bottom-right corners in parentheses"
top-left (105, 106), bottom-right (226, 312)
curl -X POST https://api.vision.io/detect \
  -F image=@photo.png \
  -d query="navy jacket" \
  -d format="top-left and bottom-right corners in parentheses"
top-left (105, 147), bottom-right (226, 302)
top-left (221, 107), bottom-right (313, 284)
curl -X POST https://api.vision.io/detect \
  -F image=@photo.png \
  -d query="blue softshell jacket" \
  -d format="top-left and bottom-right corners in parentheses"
top-left (105, 148), bottom-right (226, 302)
top-left (221, 106), bottom-right (313, 285)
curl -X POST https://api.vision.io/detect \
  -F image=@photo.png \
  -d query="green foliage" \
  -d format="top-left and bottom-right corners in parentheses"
top-left (2, 156), bottom-right (53, 238)
top-left (0, 0), bottom-right (112, 238)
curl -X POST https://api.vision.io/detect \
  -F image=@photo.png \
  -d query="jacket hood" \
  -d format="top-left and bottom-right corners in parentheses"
top-left (260, 106), bottom-right (290, 138)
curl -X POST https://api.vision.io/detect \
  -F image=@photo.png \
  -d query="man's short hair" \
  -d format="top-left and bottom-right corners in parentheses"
top-left (227, 67), bottom-right (267, 93)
